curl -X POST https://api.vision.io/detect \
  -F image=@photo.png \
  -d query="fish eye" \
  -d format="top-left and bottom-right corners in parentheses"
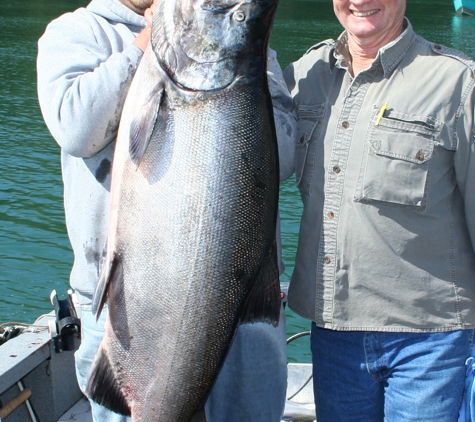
top-left (233, 11), bottom-right (246, 22)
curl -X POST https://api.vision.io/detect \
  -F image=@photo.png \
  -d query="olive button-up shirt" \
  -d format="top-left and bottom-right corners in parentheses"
top-left (284, 20), bottom-right (475, 332)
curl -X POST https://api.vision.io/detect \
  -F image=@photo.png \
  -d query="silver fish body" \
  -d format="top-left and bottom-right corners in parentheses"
top-left (86, 0), bottom-right (281, 420)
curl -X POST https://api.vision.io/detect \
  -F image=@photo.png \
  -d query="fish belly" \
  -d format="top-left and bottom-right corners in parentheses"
top-left (102, 85), bottom-right (279, 421)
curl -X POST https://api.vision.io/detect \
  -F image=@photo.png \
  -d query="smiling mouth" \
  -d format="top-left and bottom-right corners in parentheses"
top-left (352, 9), bottom-right (380, 17)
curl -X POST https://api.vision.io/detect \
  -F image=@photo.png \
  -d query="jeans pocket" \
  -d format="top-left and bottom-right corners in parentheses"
top-left (354, 108), bottom-right (440, 210)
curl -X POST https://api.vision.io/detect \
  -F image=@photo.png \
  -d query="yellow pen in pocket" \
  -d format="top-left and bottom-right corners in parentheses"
top-left (375, 102), bottom-right (388, 126)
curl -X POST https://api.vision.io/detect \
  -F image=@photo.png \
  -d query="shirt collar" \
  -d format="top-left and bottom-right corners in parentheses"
top-left (330, 18), bottom-right (415, 77)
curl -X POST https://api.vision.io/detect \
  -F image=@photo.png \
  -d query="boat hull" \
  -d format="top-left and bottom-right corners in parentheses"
top-left (454, 0), bottom-right (475, 15)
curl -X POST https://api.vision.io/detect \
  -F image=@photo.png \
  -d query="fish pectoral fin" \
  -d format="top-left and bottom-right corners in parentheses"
top-left (86, 346), bottom-right (131, 416)
top-left (129, 84), bottom-right (164, 167)
top-left (240, 240), bottom-right (281, 326)
top-left (92, 254), bottom-right (123, 320)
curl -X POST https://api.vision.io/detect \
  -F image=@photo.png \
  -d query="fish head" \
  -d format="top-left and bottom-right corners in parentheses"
top-left (151, 0), bottom-right (278, 91)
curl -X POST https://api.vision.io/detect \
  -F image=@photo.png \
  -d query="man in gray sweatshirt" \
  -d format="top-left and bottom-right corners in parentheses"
top-left (37, 0), bottom-right (296, 420)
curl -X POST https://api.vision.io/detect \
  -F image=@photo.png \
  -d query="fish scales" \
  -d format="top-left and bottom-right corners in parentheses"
top-left (86, 0), bottom-right (281, 419)
top-left (114, 88), bottom-right (277, 419)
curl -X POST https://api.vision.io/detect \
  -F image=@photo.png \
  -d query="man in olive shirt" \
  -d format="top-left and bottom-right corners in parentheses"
top-left (284, 0), bottom-right (475, 420)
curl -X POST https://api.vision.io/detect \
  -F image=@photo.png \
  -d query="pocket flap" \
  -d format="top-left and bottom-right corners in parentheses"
top-left (369, 134), bottom-right (434, 164)
top-left (297, 104), bottom-right (325, 146)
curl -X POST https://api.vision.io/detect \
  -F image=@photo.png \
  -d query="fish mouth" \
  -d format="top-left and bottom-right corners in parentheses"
top-left (351, 9), bottom-right (380, 17)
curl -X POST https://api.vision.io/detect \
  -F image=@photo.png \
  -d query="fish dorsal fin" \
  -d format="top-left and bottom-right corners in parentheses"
top-left (92, 254), bottom-right (123, 320)
top-left (128, 86), bottom-right (164, 167)
top-left (240, 240), bottom-right (281, 326)
top-left (86, 346), bottom-right (131, 416)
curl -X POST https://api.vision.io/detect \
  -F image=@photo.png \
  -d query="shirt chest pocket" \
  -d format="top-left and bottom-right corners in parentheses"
top-left (354, 110), bottom-right (441, 209)
top-left (296, 104), bottom-right (326, 193)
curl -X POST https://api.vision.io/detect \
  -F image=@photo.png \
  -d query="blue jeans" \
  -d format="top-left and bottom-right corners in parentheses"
top-left (75, 301), bottom-right (287, 422)
top-left (205, 304), bottom-right (287, 421)
top-left (311, 324), bottom-right (474, 422)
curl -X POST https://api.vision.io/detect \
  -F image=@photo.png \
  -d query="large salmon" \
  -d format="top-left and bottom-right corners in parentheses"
top-left (86, 0), bottom-right (281, 419)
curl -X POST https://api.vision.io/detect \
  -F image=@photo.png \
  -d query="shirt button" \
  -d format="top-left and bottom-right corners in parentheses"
top-left (299, 135), bottom-right (305, 143)
top-left (324, 256), bottom-right (331, 264)
top-left (333, 166), bottom-right (341, 174)
top-left (327, 211), bottom-right (335, 219)
top-left (416, 151), bottom-right (425, 161)
top-left (342, 121), bottom-right (350, 129)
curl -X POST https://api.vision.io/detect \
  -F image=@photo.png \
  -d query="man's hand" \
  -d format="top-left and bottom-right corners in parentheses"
top-left (133, 0), bottom-right (160, 52)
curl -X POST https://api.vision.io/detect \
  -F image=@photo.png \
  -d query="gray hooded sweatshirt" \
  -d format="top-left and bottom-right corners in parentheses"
top-left (37, 0), bottom-right (296, 304)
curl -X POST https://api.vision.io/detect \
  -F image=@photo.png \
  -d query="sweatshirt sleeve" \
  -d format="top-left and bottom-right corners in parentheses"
top-left (267, 49), bottom-right (297, 181)
top-left (37, 10), bottom-right (144, 158)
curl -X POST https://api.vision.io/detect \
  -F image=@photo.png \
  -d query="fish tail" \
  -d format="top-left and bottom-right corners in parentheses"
top-left (86, 346), bottom-right (131, 416)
